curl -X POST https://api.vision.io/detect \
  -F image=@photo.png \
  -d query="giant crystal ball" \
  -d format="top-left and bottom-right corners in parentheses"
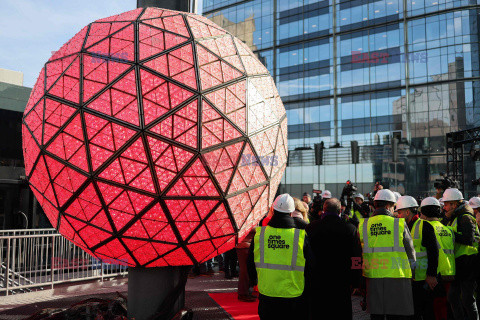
top-left (22, 8), bottom-right (287, 267)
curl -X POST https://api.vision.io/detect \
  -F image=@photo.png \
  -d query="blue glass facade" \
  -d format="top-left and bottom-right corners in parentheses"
top-left (203, 0), bottom-right (480, 197)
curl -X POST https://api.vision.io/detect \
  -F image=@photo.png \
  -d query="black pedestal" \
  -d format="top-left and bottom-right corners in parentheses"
top-left (128, 267), bottom-right (187, 320)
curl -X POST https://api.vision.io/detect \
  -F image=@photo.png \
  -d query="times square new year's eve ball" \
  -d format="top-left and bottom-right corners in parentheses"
top-left (22, 7), bottom-right (287, 267)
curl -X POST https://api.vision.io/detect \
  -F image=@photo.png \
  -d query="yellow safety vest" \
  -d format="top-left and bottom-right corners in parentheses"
top-left (411, 220), bottom-right (455, 281)
top-left (359, 215), bottom-right (412, 279)
top-left (349, 209), bottom-right (363, 221)
top-left (450, 214), bottom-right (480, 258)
top-left (253, 226), bottom-right (306, 298)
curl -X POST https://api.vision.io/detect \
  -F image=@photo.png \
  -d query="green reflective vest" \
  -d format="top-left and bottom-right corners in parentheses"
top-left (349, 209), bottom-right (363, 221)
top-left (253, 226), bottom-right (306, 298)
top-left (450, 214), bottom-right (480, 258)
top-left (411, 219), bottom-right (455, 281)
top-left (359, 215), bottom-right (412, 279)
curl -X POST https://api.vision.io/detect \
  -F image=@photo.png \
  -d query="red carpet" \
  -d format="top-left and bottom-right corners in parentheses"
top-left (208, 292), bottom-right (259, 320)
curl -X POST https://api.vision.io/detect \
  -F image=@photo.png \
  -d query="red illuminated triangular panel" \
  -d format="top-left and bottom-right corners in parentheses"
top-left (147, 136), bottom-right (194, 190)
top-left (86, 70), bottom-right (139, 126)
top-left (149, 99), bottom-right (198, 148)
top-left (43, 99), bottom-right (76, 144)
top-left (144, 43), bottom-right (197, 89)
top-left (227, 192), bottom-right (253, 230)
top-left (139, 23), bottom-right (189, 60)
top-left (196, 45), bottom-right (243, 90)
top-left (82, 54), bottom-right (130, 102)
top-left (46, 114), bottom-right (88, 171)
top-left (201, 101), bottom-right (242, 149)
top-left (205, 80), bottom-right (246, 128)
top-left (46, 55), bottom-right (76, 89)
top-left (140, 69), bottom-right (194, 125)
top-left (162, 248), bottom-right (193, 266)
top-left (48, 57), bottom-right (81, 103)
top-left (167, 158), bottom-right (219, 197)
top-left (187, 240), bottom-right (215, 263)
top-left (203, 141), bottom-right (244, 192)
top-left (23, 99), bottom-right (44, 145)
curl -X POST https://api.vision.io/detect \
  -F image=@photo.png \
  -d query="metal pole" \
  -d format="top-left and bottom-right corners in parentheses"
top-left (332, 0), bottom-right (339, 144)
top-left (5, 238), bottom-right (10, 296)
top-left (51, 235), bottom-right (55, 290)
top-left (354, 163), bottom-right (357, 184)
top-left (394, 162), bottom-right (397, 191)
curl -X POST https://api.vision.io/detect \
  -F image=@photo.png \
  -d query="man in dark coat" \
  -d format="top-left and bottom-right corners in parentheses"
top-left (305, 198), bottom-right (362, 320)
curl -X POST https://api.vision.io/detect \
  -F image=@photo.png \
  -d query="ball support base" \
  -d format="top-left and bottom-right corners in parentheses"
top-left (128, 266), bottom-right (189, 320)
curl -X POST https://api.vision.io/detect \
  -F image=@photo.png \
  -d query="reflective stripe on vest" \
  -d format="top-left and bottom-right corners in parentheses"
top-left (451, 214), bottom-right (480, 258)
top-left (253, 226), bottom-right (306, 298)
top-left (359, 216), bottom-right (412, 279)
top-left (411, 219), bottom-right (455, 281)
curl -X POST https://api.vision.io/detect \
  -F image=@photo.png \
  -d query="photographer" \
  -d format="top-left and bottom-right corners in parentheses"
top-left (340, 181), bottom-right (370, 227)
top-left (434, 175), bottom-right (459, 200)
top-left (309, 192), bottom-right (323, 222)
top-left (345, 193), bottom-right (371, 227)
top-left (372, 181), bottom-right (383, 198)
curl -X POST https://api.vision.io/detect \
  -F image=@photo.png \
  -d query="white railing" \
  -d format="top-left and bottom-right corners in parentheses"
top-left (0, 229), bottom-right (128, 296)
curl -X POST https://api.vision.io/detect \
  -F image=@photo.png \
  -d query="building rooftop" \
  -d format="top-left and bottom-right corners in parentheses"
top-left (0, 81), bottom-right (31, 113)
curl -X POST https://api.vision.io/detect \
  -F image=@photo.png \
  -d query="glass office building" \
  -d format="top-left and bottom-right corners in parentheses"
top-left (202, 0), bottom-right (480, 198)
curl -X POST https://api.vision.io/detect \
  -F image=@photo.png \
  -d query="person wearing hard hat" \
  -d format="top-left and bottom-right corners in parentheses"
top-left (247, 194), bottom-right (314, 319)
top-left (396, 196), bottom-right (420, 231)
top-left (322, 190), bottom-right (332, 200)
top-left (442, 188), bottom-right (480, 320)
top-left (306, 198), bottom-right (362, 319)
top-left (411, 197), bottom-right (455, 319)
top-left (345, 193), bottom-right (371, 227)
top-left (469, 197), bottom-right (480, 226)
top-left (359, 189), bottom-right (416, 319)
top-left (393, 191), bottom-right (402, 202)
top-left (472, 197), bottom-right (480, 320)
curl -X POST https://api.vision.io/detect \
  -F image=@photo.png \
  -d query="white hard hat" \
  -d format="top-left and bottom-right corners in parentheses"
top-left (393, 192), bottom-right (402, 202)
top-left (374, 189), bottom-right (397, 203)
top-left (396, 196), bottom-right (418, 210)
top-left (273, 194), bottom-right (295, 213)
top-left (322, 190), bottom-right (332, 199)
top-left (468, 197), bottom-right (480, 209)
top-left (442, 188), bottom-right (463, 202)
top-left (439, 198), bottom-right (444, 206)
top-left (421, 197), bottom-right (441, 207)
top-left (354, 193), bottom-right (364, 201)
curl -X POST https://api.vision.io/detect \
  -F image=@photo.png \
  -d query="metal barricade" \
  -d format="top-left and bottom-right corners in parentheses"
top-left (0, 230), bottom-right (128, 296)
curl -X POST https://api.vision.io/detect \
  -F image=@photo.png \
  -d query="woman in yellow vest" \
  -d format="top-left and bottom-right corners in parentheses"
top-left (411, 197), bottom-right (455, 320)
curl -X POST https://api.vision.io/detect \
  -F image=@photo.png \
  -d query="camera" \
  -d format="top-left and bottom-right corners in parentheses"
top-left (434, 174), bottom-right (459, 190)
top-left (473, 178), bottom-right (480, 186)
top-left (311, 194), bottom-right (323, 214)
top-left (341, 180), bottom-right (358, 201)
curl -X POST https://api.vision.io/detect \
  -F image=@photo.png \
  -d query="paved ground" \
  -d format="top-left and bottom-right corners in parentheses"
top-left (0, 271), bottom-right (370, 319)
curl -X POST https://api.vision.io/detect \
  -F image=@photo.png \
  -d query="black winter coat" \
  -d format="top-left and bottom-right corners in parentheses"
top-left (305, 211), bottom-right (362, 320)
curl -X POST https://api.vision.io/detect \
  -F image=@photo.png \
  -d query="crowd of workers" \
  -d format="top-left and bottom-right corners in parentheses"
top-left (233, 184), bottom-right (480, 320)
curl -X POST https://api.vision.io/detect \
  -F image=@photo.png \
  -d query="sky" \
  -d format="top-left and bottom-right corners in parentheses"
top-left (0, 0), bottom-right (139, 88)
